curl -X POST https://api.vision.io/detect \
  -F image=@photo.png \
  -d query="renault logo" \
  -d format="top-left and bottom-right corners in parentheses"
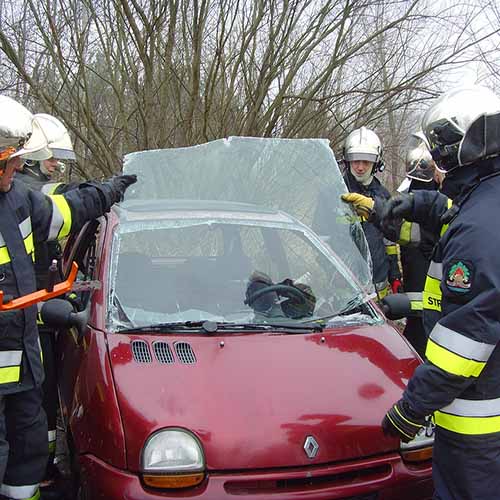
top-left (303, 435), bottom-right (319, 459)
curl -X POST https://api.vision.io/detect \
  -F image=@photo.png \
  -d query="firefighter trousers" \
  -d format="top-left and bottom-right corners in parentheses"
top-left (0, 387), bottom-right (48, 499)
top-left (432, 427), bottom-right (500, 500)
top-left (39, 329), bottom-right (58, 480)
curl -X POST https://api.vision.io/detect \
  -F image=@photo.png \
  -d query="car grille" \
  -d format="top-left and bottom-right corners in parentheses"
top-left (131, 340), bottom-right (152, 363)
top-left (130, 340), bottom-right (197, 365)
top-left (153, 341), bottom-right (175, 364)
top-left (174, 341), bottom-right (197, 364)
top-left (224, 465), bottom-right (388, 496)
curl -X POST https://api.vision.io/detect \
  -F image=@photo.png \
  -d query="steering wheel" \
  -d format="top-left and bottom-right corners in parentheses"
top-left (245, 284), bottom-right (308, 307)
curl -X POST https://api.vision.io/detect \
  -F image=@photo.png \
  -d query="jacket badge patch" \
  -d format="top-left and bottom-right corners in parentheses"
top-left (446, 261), bottom-right (472, 293)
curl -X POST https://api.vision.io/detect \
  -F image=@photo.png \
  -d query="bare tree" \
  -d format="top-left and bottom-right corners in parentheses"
top-left (0, 0), bottom-right (494, 185)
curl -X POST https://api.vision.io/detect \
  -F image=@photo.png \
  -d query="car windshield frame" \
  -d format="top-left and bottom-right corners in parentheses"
top-left (107, 209), bottom-right (377, 333)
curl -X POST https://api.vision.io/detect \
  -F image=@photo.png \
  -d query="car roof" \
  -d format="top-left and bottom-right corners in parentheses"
top-left (114, 199), bottom-right (299, 225)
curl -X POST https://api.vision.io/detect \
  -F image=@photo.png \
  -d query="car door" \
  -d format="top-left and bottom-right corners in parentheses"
top-left (57, 216), bottom-right (107, 424)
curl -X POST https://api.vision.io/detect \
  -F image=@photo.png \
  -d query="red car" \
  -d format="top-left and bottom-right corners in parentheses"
top-left (46, 138), bottom-right (433, 499)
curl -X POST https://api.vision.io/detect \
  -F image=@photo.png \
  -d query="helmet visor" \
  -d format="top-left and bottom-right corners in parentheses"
top-left (51, 148), bottom-right (76, 161)
top-left (346, 152), bottom-right (377, 163)
top-left (426, 118), bottom-right (463, 149)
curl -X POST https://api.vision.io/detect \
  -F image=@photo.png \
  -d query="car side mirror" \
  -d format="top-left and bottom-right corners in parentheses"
top-left (381, 294), bottom-right (412, 320)
top-left (41, 299), bottom-right (90, 339)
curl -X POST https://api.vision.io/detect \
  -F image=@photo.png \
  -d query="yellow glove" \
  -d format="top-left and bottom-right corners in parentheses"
top-left (341, 193), bottom-right (375, 220)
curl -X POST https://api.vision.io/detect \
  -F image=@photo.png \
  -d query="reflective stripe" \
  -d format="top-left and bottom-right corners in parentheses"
top-left (0, 366), bottom-right (21, 384)
top-left (19, 217), bottom-right (32, 239)
top-left (385, 245), bottom-right (397, 255)
top-left (425, 322), bottom-right (495, 378)
top-left (427, 261), bottom-right (443, 280)
top-left (0, 351), bottom-right (22, 385)
top-left (0, 246), bottom-right (10, 265)
top-left (398, 221), bottom-right (411, 245)
top-left (24, 232), bottom-right (34, 256)
top-left (383, 238), bottom-right (398, 256)
top-left (406, 292), bottom-right (423, 311)
top-left (20, 217), bottom-right (34, 257)
top-left (426, 339), bottom-right (485, 377)
top-left (441, 397), bottom-right (500, 417)
top-left (435, 397), bottom-right (500, 435)
top-left (0, 484), bottom-right (39, 499)
top-left (48, 429), bottom-right (57, 452)
top-left (0, 217), bottom-right (34, 265)
top-left (41, 182), bottom-right (62, 195)
top-left (398, 221), bottom-right (421, 246)
top-left (0, 350), bottom-right (22, 367)
top-left (430, 323), bottom-right (496, 362)
top-left (0, 217), bottom-right (34, 264)
top-left (48, 195), bottom-right (72, 240)
top-left (440, 199), bottom-right (454, 237)
top-left (423, 275), bottom-right (441, 312)
top-left (435, 411), bottom-right (500, 435)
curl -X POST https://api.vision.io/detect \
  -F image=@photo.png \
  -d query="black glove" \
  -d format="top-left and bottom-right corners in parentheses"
top-left (106, 174), bottom-right (137, 204)
top-left (382, 399), bottom-right (426, 443)
top-left (382, 194), bottom-right (414, 220)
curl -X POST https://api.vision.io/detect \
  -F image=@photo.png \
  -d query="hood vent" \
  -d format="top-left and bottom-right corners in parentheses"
top-left (153, 341), bottom-right (175, 364)
top-left (174, 341), bottom-right (197, 364)
top-left (131, 340), bottom-right (152, 363)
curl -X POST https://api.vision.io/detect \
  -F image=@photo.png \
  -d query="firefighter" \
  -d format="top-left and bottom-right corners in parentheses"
top-left (380, 85), bottom-right (500, 500)
top-left (341, 133), bottom-right (442, 356)
top-left (342, 127), bottom-right (401, 299)
top-left (396, 132), bottom-right (440, 356)
top-left (398, 131), bottom-right (439, 357)
top-left (0, 95), bottom-right (136, 500)
top-left (15, 113), bottom-right (79, 494)
top-left (17, 113), bottom-right (76, 190)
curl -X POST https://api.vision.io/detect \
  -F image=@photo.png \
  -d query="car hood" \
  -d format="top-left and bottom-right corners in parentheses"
top-left (107, 323), bottom-right (420, 471)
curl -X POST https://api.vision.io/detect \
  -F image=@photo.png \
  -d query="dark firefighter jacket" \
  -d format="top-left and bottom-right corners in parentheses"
top-left (399, 180), bottom-right (440, 313)
top-left (343, 170), bottom-right (400, 288)
top-left (17, 167), bottom-right (78, 289)
top-left (0, 178), bottom-right (115, 394)
top-left (401, 158), bottom-right (500, 499)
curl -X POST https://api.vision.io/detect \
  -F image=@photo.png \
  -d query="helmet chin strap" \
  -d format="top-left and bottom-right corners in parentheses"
top-left (350, 165), bottom-right (374, 186)
top-left (39, 162), bottom-right (51, 176)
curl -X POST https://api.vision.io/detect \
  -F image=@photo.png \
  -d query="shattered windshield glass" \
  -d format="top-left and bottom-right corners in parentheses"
top-left (110, 138), bottom-right (374, 331)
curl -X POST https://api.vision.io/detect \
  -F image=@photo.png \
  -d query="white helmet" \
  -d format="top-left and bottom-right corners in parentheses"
top-left (25, 113), bottom-right (76, 162)
top-left (405, 130), bottom-right (435, 182)
top-left (343, 127), bottom-right (384, 171)
top-left (422, 85), bottom-right (500, 172)
top-left (0, 96), bottom-right (50, 161)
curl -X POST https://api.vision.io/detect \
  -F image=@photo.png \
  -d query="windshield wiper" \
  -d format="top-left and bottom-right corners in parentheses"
top-left (117, 320), bottom-right (322, 334)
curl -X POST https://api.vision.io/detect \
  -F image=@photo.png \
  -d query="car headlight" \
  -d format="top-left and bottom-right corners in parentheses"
top-left (400, 418), bottom-right (434, 463)
top-left (142, 428), bottom-right (205, 489)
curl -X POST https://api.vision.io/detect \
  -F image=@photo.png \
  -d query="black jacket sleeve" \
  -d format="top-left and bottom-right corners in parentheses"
top-left (29, 182), bottom-right (116, 244)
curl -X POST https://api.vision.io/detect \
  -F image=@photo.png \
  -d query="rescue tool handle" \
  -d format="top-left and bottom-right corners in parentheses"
top-left (0, 261), bottom-right (79, 311)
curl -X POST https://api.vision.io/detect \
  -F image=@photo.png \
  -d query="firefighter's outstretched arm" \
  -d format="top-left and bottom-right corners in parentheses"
top-left (29, 174), bottom-right (137, 243)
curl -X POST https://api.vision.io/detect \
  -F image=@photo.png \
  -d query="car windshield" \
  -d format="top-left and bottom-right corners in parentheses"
top-left (110, 138), bottom-right (375, 331)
